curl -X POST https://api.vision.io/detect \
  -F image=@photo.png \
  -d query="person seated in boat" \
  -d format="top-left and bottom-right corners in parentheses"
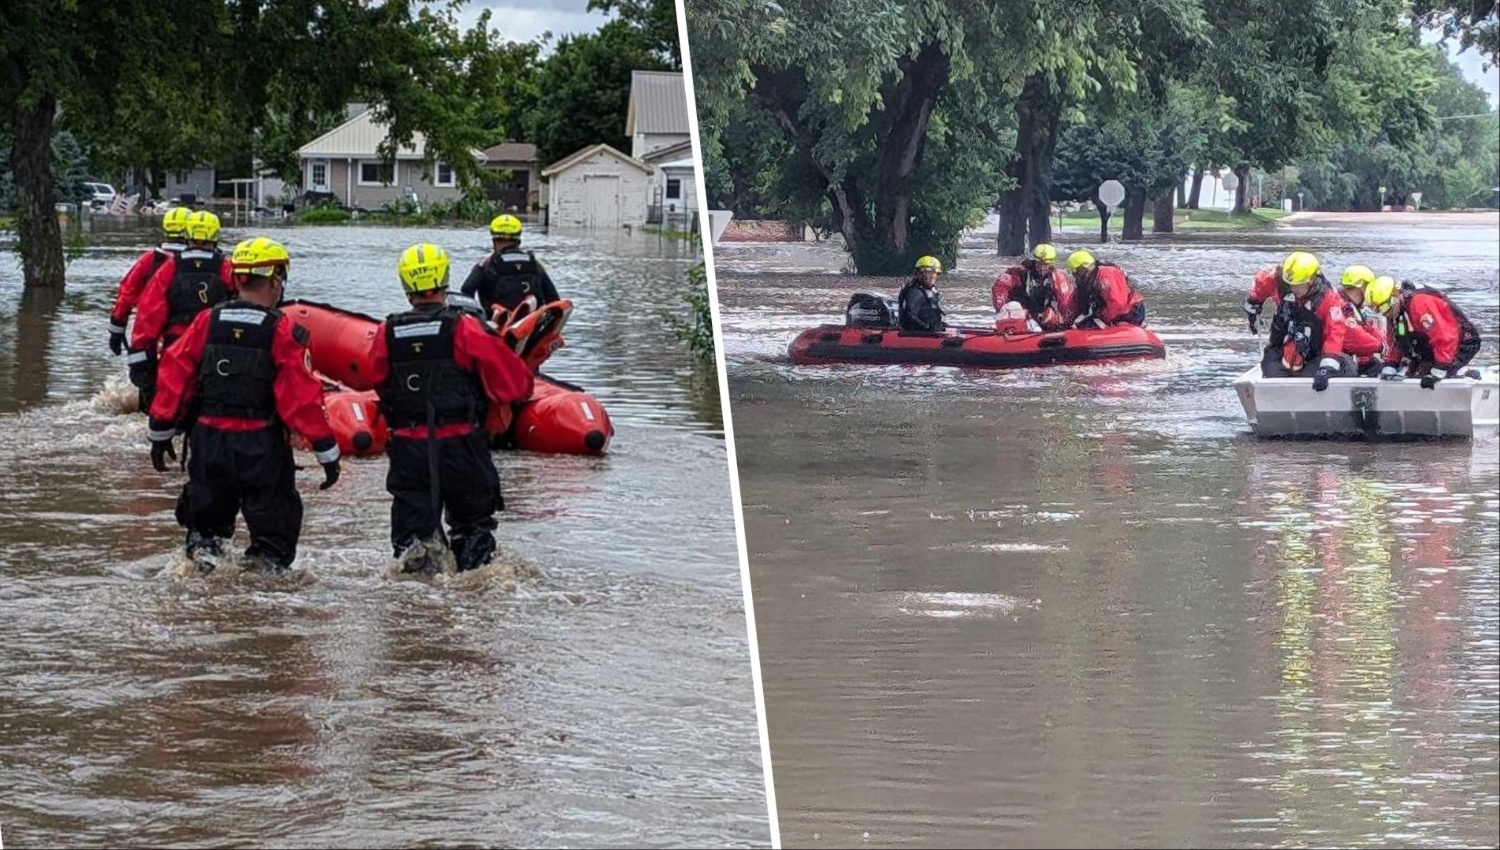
top-left (1066, 250), bottom-right (1145, 329)
top-left (1260, 251), bottom-right (1355, 391)
top-left (897, 255), bottom-right (947, 332)
top-left (369, 243), bottom-right (536, 575)
top-left (1335, 265), bottom-right (1393, 376)
top-left (1365, 277), bottom-right (1482, 388)
top-left (459, 214), bottom-right (562, 323)
top-left (992, 243), bottom-right (1077, 332)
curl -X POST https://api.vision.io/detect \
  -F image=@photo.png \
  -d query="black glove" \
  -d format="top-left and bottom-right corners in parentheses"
top-left (1242, 299), bottom-right (1261, 335)
top-left (127, 349), bottom-right (155, 389)
top-left (1420, 365), bottom-right (1449, 390)
top-left (150, 436), bottom-right (176, 472)
top-left (312, 438), bottom-right (341, 490)
top-left (1312, 367), bottom-right (1332, 393)
top-left (109, 330), bottom-right (126, 356)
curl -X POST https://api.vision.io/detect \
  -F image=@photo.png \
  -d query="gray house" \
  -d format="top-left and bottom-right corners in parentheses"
top-left (481, 142), bottom-right (540, 211)
top-left (296, 107), bottom-right (485, 208)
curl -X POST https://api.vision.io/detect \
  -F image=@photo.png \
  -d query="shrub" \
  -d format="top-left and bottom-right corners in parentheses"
top-left (663, 260), bottom-right (716, 362)
top-left (299, 208), bottom-right (351, 224)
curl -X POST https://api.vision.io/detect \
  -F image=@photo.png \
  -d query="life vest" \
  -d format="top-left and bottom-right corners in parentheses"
top-left (379, 307), bottom-right (487, 430)
top-left (483, 250), bottom-right (544, 311)
top-left (196, 302), bottom-right (281, 421)
top-left (1013, 260), bottom-right (1059, 318)
top-left (1278, 279), bottom-right (1332, 371)
top-left (1394, 285), bottom-right (1480, 361)
top-left (166, 248), bottom-right (230, 336)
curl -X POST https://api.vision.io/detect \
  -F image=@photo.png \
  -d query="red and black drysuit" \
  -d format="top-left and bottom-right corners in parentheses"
top-left (149, 301), bottom-right (339, 570)
top-left (1391, 285), bottom-right (1482, 386)
top-left (1260, 276), bottom-right (1355, 387)
top-left (127, 247), bottom-right (235, 409)
top-left (108, 240), bottom-right (183, 355)
top-left (1242, 266), bottom-right (1286, 333)
top-left (1074, 262), bottom-right (1146, 327)
top-left (992, 260), bottom-right (1079, 331)
top-left (368, 302), bottom-right (535, 573)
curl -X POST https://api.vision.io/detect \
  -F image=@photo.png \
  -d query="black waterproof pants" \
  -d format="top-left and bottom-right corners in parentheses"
top-left (387, 430), bottom-right (503, 572)
top-left (175, 424), bottom-right (302, 569)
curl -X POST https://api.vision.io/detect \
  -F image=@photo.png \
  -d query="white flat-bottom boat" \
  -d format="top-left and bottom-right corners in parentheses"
top-left (1233, 365), bottom-right (1500, 439)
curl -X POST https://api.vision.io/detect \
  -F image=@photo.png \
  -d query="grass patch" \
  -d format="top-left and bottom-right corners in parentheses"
top-left (1059, 206), bottom-right (1287, 233)
top-left (0, 216), bottom-right (14, 231)
top-left (641, 225), bottom-right (695, 239)
top-left (298, 208), bottom-right (351, 224)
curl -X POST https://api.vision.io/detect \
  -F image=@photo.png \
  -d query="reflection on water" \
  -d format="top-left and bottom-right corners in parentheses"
top-left (0, 223), bottom-right (767, 848)
top-left (719, 220), bottom-right (1498, 848)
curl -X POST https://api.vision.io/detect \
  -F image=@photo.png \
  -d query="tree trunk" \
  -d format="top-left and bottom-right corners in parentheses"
top-left (1175, 177), bottom-right (1186, 208)
top-left (998, 189), bottom-right (1026, 256)
top-left (1232, 163), bottom-right (1252, 214)
top-left (12, 92), bottom-right (66, 289)
top-left (1122, 187), bottom-right (1147, 240)
top-left (1093, 197), bottom-right (1110, 243)
top-left (1187, 165), bottom-right (1205, 209)
top-left (998, 73), bottom-right (1062, 256)
top-left (872, 43), bottom-right (949, 265)
top-left (1152, 188), bottom-right (1175, 233)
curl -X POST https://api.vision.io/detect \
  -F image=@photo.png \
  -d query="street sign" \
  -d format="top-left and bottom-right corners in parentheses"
top-left (1098, 180), bottom-right (1125, 208)
top-left (1222, 172), bottom-right (1240, 191)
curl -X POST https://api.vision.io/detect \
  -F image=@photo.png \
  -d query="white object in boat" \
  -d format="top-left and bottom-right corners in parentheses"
top-left (1232, 364), bottom-right (1500, 439)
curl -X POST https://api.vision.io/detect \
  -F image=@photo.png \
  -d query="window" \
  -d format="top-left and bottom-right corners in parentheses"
top-left (359, 160), bottom-right (395, 186)
top-left (666, 178), bottom-right (682, 200)
top-left (310, 162), bottom-right (327, 189)
top-left (435, 162), bottom-right (455, 187)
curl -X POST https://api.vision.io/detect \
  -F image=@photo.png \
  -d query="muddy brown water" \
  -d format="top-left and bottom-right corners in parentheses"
top-left (0, 223), bottom-right (768, 848)
top-left (716, 216), bottom-right (1499, 848)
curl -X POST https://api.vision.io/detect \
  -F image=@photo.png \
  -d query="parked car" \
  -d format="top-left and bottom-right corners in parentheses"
top-left (83, 182), bottom-right (118, 210)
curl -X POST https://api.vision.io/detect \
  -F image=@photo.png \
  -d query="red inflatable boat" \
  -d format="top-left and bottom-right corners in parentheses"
top-left (281, 299), bottom-right (614, 457)
top-left (787, 323), bottom-right (1167, 368)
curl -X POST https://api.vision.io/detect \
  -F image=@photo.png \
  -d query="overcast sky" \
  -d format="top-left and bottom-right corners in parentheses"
top-left (454, 2), bottom-right (1499, 109)
top-left (455, 0), bottom-right (612, 47)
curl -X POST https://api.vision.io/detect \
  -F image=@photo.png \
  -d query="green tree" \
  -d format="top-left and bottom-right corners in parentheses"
top-left (588, 0), bottom-right (683, 68)
top-left (1409, 0), bottom-right (1499, 64)
top-left (527, 20), bottom-right (670, 166)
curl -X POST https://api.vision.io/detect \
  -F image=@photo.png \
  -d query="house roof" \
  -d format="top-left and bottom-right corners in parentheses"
top-left (298, 108), bottom-right (486, 161)
top-left (655, 158), bottom-right (696, 170)
top-left (625, 70), bottom-right (689, 136)
top-left (483, 141), bottom-right (537, 163)
top-left (541, 143), bottom-right (653, 177)
top-left (640, 139), bottom-right (694, 164)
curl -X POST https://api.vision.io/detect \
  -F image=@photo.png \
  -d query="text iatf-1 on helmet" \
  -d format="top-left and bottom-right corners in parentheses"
top-left (398, 243), bottom-right (451, 293)
top-left (230, 236), bottom-right (291, 281)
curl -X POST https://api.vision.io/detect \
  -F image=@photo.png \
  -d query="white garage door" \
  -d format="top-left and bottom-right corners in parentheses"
top-left (582, 174), bottom-right (622, 228)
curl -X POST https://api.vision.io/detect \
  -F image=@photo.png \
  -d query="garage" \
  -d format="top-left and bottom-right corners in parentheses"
top-left (541, 143), bottom-right (653, 229)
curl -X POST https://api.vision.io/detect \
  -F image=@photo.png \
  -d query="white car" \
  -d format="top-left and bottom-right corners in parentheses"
top-left (83, 182), bottom-right (118, 209)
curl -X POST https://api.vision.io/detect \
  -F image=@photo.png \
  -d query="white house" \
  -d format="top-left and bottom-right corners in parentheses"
top-left (541, 143), bottom-right (655, 228)
top-left (641, 140), bottom-right (697, 222)
top-left (296, 107), bottom-right (485, 207)
top-left (625, 70), bottom-right (690, 159)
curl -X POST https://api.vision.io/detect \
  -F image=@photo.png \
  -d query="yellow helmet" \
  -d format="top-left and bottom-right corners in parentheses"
top-left (184, 210), bottom-right (221, 243)
top-left (230, 236), bottom-right (290, 280)
top-left (488, 214), bottom-right (523, 238)
top-left (1031, 243), bottom-right (1058, 264)
top-left (1366, 275), bottom-right (1397, 312)
top-left (161, 206), bottom-right (192, 239)
top-left (1067, 249), bottom-right (1096, 273)
top-left (1340, 264), bottom-right (1376, 290)
top-left (398, 243), bottom-right (451, 293)
top-left (1280, 251), bottom-right (1320, 286)
top-left (915, 255), bottom-right (942, 273)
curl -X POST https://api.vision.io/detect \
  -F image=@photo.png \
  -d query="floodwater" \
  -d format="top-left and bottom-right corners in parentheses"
top-left (715, 215), bottom-right (1499, 848)
top-left (0, 222), bottom-right (768, 848)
